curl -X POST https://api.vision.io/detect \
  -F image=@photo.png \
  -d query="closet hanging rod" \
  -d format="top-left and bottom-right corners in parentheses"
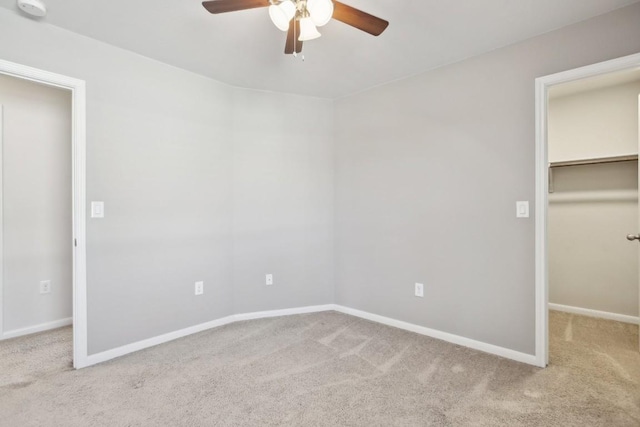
top-left (549, 154), bottom-right (638, 168)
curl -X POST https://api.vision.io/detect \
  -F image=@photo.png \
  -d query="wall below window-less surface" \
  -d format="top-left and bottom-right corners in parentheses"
top-left (334, 3), bottom-right (640, 355)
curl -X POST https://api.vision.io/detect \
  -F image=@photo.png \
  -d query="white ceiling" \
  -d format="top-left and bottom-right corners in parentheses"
top-left (1, 0), bottom-right (638, 98)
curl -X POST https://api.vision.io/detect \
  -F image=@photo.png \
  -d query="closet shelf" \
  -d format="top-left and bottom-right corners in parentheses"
top-left (548, 154), bottom-right (638, 193)
top-left (550, 154), bottom-right (638, 168)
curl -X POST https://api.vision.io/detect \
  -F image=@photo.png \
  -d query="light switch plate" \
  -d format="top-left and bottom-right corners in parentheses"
top-left (91, 201), bottom-right (105, 218)
top-left (266, 274), bottom-right (273, 286)
top-left (516, 201), bottom-right (529, 218)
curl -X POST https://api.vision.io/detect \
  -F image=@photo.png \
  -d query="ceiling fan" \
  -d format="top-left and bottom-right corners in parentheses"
top-left (202, 0), bottom-right (389, 55)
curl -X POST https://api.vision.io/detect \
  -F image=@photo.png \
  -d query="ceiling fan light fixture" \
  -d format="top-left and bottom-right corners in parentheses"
top-left (269, 0), bottom-right (296, 31)
top-left (298, 16), bottom-right (321, 41)
top-left (307, 0), bottom-right (333, 27)
top-left (202, 0), bottom-right (389, 55)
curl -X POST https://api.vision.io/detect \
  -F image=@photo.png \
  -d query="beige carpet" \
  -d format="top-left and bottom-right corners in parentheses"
top-left (0, 310), bottom-right (638, 426)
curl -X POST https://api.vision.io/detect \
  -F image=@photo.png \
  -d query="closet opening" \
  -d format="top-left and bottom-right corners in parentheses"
top-left (535, 53), bottom-right (640, 368)
top-left (0, 73), bottom-right (73, 370)
top-left (0, 59), bottom-right (87, 368)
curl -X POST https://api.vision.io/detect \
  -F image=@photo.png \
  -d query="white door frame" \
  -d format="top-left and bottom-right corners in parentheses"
top-left (534, 52), bottom-right (640, 368)
top-left (0, 59), bottom-right (87, 369)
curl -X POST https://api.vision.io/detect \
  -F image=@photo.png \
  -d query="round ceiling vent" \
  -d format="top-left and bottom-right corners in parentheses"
top-left (17, 0), bottom-right (47, 17)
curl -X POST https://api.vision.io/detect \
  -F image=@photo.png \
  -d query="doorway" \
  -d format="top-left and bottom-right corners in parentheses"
top-left (0, 60), bottom-right (87, 368)
top-left (536, 54), bottom-right (640, 367)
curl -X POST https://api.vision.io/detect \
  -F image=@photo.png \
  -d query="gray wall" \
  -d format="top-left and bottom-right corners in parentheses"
top-left (334, 3), bottom-right (640, 355)
top-left (0, 73), bottom-right (72, 333)
top-left (0, 8), bottom-right (334, 354)
top-left (0, 9), bottom-right (235, 354)
top-left (232, 89), bottom-right (334, 314)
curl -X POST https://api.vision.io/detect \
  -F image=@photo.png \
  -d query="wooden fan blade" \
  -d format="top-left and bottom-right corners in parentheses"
top-left (284, 20), bottom-right (303, 54)
top-left (202, 0), bottom-right (269, 14)
top-left (332, 1), bottom-right (389, 36)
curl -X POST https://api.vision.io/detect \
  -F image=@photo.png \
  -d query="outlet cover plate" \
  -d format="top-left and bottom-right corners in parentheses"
top-left (40, 280), bottom-right (51, 294)
top-left (195, 281), bottom-right (204, 295)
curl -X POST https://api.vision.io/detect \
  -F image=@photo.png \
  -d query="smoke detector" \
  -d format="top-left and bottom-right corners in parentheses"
top-left (17, 0), bottom-right (47, 17)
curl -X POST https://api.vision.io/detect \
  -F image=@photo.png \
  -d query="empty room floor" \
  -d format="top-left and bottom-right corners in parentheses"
top-left (1, 311), bottom-right (638, 426)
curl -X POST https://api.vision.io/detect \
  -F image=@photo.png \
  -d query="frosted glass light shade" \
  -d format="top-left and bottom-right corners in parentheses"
top-left (307, 0), bottom-right (333, 27)
top-left (298, 17), bottom-right (321, 41)
top-left (269, 1), bottom-right (296, 31)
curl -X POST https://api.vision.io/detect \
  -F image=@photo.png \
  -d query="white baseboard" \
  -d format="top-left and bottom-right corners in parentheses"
top-left (1, 317), bottom-right (73, 340)
top-left (233, 304), bottom-right (337, 321)
top-left (332, 305), bottom-right (539, 367)
top-left (84, 304), bottom-right (335, 368)
top-left (549, 303), bottom-right (639, 325)
top-left (84, 315), bottom-right (236, 367)
top-left (82, 303), bottom-right (539, 369)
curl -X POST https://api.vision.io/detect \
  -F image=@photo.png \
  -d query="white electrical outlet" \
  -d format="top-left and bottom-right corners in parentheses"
top-left (195, 281), bottom-right (204, 295)
top-left (40, 280), bottom-right (51, 294)
top-left (266, 274), bottom-right (273, 286)
top-left (415, 283), bottom-right (424, 298)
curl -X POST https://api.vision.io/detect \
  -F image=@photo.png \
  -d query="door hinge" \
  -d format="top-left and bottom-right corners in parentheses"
top-left (74, 238), bottom-right (77, 247)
